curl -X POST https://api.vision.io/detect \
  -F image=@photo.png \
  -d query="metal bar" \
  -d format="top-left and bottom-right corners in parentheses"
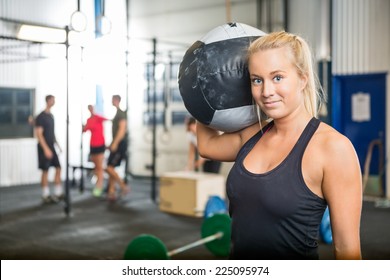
top-left (151, 38), bottom-right (157, 202)
top-left (283, 0), bottom-right (288, 31)
top-left (0, 35), bottom-right (59, 45)
top-left (64, 25), bottom-right (71, 217)
top-left (0, 17), bottom-right (65, 30)
top-left (225, 0), bottom-right (232, 23)
top-left (267, 0), bottom-right (272, 32)
top-left (167, 232), bottom-right (223, 257)
top-left (124, 0), bottom-right (131, 184)
top-left (363, 139), bottom-right (384, 196)
top-left (79, 46), bottom-right (85, 193)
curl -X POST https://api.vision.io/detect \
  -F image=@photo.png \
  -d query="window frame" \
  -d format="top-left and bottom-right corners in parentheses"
top-left (0, 87), bottom-right (35, 139)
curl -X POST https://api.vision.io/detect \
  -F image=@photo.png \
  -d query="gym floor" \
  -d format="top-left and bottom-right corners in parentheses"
top-left (0, 177), bottom-right (389, 260)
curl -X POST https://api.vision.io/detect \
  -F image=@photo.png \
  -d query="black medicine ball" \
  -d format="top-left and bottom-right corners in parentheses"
top-left (178, 22), bottom-right (266, 132)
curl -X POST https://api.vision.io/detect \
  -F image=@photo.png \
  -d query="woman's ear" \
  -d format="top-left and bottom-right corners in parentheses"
top-left (300, 74), bottom-right (308, 91)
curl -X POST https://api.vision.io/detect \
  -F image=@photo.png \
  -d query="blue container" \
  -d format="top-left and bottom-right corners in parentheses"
top-left (204, 195), bottom-right (227, 219)
top-left (320, 207), bottom-right (333, 244)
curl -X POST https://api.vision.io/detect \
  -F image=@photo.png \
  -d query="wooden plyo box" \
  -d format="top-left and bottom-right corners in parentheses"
top-left (159, 171), bottom-right (226, 217)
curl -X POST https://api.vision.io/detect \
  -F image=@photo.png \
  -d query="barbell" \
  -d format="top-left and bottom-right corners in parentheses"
top-left (123, 213), bottom-right (231, 260)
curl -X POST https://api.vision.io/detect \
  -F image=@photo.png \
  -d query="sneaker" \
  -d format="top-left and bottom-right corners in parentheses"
top-left (42, 196), bottom-right (53, 204)
top-left (92, 187), bottom-right (103, 198)
top-left (107, 192), bottom-right (117, 202)
top-left (51, 194), bottom-right (65, 203)
top-left (120, 186), bottom-right (130, 200)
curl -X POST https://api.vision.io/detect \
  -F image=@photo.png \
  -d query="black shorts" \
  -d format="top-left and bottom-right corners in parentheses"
top-left (203, 160), bottom-right (221, 174)
top-left (107, 140), bottom-right (127, 167)
top-left (38, 144), bottom-right (61, 171)
top-left (90, 145), bottom-right (105, 155)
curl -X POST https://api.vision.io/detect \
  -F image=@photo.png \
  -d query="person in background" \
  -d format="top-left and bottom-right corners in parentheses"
top-left (106, 95), bottom-right (130, 201)
top-left (83, 104), bottom-right (108, 198)
top-left (35, 95), bottom-right (63, 204)
top-left (185, 116), bottom-right (221, 173)
top-left (196, 31), bottom-right (362, 259)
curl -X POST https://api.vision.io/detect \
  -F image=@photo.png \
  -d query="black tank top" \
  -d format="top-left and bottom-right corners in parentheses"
top-left (227, 117), bottom-right (327, 259)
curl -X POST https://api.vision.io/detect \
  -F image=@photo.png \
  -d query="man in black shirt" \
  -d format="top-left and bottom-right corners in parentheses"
top-left (35, 95), bottom-right (63, 203)
top-left (106, 95), bottom-right (130, 201)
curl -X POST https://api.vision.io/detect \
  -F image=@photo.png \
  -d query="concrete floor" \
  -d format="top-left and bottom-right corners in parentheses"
top-left (0, 177), bottom-right (389, 260)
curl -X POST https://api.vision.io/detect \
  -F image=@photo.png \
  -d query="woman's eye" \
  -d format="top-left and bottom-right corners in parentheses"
top-left (273, 75), bottom-right (283, 82)
top-left (251, 78), bottom-right (262, 85)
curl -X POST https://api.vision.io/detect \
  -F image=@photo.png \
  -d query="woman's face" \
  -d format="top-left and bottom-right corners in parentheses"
top-left (248, 46), bottom-right (307, 120)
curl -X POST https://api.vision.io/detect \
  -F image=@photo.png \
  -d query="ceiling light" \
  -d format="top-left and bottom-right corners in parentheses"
top-left (17, 24), bottom-right (66, 43)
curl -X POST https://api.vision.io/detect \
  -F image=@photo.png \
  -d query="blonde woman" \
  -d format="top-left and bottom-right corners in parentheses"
top-left (196, 31), bottom-right (362, 260)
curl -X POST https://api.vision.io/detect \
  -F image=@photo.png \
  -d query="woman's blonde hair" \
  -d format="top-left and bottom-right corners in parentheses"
top-left (247, 31), bottom-right (325, 118)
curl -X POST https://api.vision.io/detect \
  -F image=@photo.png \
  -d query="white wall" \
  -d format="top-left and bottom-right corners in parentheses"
top-left (128, 0), bottom-right (258, 48)
top-left (288, 0), bottom-right (330, 60)
top-left (332, 0), bottom-right (390, 74)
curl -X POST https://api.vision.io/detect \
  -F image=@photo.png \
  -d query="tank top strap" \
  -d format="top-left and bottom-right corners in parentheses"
top-left (236, 120), bottom-right (274, 161)
top-left (291, 117), bottom-right (321, 157)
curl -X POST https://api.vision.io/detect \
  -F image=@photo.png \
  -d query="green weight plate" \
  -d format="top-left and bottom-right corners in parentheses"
top-left (124, 234), bottom-right (169, 260)
top-left (201, 213), bottom-right (231, 257)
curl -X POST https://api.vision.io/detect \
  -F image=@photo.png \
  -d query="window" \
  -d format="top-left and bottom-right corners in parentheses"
top-left (0, 87), bottom-right (35, 139)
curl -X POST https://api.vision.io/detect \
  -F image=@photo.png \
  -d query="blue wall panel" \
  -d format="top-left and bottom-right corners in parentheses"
top-left (331, 73), bottom-right (386, 177)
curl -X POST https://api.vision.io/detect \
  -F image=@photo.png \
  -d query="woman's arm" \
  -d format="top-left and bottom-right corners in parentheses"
top-left (197, 121), bottom-right (261, 162)
top-left (83, 118), bottom-right (91, 132)
top-left (186, 142), bottom-right (196, 170)
top-left (95, 114), bottom-right (109, 122)
top-left (322, 132), bottom-right (362, 260)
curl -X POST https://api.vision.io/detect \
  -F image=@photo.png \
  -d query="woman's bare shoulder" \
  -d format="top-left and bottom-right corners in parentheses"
top-left (314, 122), bottom-right (356, 156)
top-left (239, 121), bottom-right (267, 142)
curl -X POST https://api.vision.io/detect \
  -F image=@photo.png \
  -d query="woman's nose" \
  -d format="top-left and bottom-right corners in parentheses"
top-left (261, 81), bottom-right (273, 97)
